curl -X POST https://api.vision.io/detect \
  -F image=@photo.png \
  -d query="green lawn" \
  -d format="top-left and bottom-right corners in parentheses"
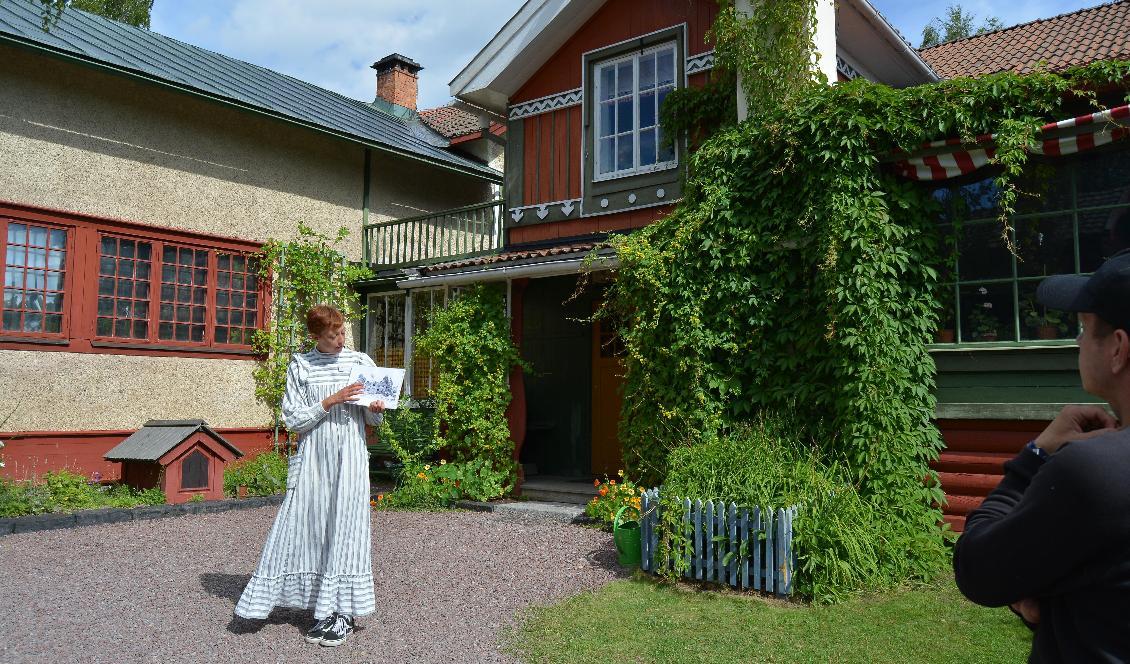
top-left (509, 576), bottom-right (1031, 663)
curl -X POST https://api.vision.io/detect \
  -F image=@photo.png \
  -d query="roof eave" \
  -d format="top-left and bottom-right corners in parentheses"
top-left (0, 33), bottom-right (502, 184)
top-left (449, 0), bottom-right (607, 115)
top-left (842, 0), bottom-right (939, 85)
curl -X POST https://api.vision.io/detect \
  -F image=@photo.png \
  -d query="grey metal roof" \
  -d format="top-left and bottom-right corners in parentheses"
top-left (105, 420), bottom-right (243, 461)
top-left (0, 0), bottom-right (501, 181)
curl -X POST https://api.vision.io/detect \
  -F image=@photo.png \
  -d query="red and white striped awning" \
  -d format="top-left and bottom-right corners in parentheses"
top-left (893, 104), bottom-right (1130, 181)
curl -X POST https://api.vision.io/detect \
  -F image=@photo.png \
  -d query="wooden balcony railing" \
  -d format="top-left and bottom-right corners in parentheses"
top-left (363, 200), bottom-right (504, 269)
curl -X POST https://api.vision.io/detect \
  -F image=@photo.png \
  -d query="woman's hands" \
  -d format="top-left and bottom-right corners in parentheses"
top-left (322, 383), bottom-right (364, 410)
top-left (368, 400), bottom-right (385, 414)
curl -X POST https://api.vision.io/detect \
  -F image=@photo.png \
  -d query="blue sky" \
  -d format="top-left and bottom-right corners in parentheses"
top-left (150, 1), bottom-right (1104, 111)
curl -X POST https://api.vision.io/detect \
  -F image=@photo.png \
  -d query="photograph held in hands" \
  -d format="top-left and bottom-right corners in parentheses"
top-left (347, 366), bottom-right (406, 409)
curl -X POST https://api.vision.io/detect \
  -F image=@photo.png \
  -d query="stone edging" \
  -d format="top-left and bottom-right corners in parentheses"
top-left (0, 494), bottom-right (285, 537)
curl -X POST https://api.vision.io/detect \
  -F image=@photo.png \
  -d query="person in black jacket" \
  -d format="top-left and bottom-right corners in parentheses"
top-left (954, 248), bottom-right (1130, 662)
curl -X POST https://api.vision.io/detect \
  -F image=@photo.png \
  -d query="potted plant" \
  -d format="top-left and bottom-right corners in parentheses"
top-left (969, 301), bottom-right (1000, 342)
top-left (1021, 295), bottom-right (1069, 340)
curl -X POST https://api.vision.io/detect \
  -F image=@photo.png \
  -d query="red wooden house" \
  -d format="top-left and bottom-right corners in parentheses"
top-left (371, 0), bottom-right (936, 494)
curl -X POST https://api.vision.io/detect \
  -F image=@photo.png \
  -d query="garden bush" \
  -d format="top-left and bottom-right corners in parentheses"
top-left (373, 457), bottom-right (514, 510)
top-left (662, 415), bottom-right (944, 603)
top-left (223, 450), bottom-right (288, 497)
top-left (0, 470), bottom-right (165, 517)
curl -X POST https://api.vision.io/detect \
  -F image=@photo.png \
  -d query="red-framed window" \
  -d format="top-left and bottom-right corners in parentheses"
top-left (215, 253), bottom-right (260, 346)
top-left (1, 204), bottom-right (264, 356)
top-left (3, 220), bottom-right (70, 338)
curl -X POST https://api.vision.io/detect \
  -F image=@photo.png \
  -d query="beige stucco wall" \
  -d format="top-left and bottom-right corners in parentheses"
top-left (0, 44), bottom-right (499, 434)
top-left (0, 44), bottom-right (367, 261)
top-left (0, 351), bottom-right (265, 431)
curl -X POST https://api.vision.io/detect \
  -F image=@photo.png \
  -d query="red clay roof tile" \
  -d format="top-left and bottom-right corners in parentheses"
top-left (919, 1), bottom-right (1130, 79)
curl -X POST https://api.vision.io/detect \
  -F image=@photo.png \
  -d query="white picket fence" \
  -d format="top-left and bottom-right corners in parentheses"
top-left (639, 488), bottom-right (797, 597)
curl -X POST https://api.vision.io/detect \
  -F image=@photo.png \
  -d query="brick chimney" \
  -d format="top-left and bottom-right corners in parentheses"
top-left (372, 53), bottom-right (423, 110)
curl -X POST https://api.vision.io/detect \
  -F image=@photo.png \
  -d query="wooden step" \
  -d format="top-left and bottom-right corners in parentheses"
top-left (936, 472), bottom-right (1002, 497)
top-left (932, 451), bottom-right (1013, 474)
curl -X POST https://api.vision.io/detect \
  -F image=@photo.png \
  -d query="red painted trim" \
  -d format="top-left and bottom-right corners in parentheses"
top-left (0, 200), bottom-right (262, 251)
top-left (449, 130), bottom-right (484, 145)
top-left (0, 427), bottom-right (275, 481)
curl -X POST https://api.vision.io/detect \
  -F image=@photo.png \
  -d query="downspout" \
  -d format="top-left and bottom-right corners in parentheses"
top-left (360, 147), bottom-right (372, 354)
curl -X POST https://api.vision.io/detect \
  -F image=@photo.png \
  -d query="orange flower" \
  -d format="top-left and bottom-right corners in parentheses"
top-left (417, 472), bottom-right (427, 480)
top-left (377, 494), bottom-right (384, 501)
top-left (593, 479), bottom-right (600, 487)
top-left (609, 480), bottom-right (616, 486)
top-left (599, 487), bottom-right (608, 496)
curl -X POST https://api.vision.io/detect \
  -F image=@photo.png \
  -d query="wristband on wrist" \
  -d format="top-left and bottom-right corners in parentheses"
top-left (1024, 440), bottom-right (1049, 460)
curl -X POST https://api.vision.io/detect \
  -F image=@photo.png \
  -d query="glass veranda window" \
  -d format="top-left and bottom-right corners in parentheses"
top-left (594, 44), bottom-right (677, 180)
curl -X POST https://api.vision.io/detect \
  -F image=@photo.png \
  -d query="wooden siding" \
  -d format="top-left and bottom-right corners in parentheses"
top-left (521, 107), bottom-right (583, 206)
top-left (512, 0), bottom-right (719, 104)
top-left (933, 418), bottom-right (1047, 532)
top-left (508, 204), bottom-right (672, 244)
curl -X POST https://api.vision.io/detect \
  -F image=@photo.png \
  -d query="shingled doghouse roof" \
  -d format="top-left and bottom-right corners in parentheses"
top-left (919, 0), bottom-right (1130, 79)
top-left (105, 420), bottom-right (243, 461)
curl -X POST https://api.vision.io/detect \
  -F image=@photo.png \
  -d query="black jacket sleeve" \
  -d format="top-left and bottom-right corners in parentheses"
top-left (953, 444), bottom-right (1104, 607)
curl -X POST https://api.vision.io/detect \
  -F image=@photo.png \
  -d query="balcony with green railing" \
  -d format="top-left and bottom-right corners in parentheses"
top-left (363, 199), bottom-right (504, 269)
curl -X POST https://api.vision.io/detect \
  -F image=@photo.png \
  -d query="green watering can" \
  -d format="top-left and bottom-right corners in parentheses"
top-left (613, 505), bottom-right (642, 567)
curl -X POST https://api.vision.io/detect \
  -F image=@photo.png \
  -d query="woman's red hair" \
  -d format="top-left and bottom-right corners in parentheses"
top-left (306, 304), bottom-right (344, 336)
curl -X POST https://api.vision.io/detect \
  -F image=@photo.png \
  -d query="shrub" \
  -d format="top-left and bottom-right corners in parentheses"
top-left (373, 462), bottom-right (454, 510)
top-left (585, 471), bottom-right (644, 527)
top-left (0, 470), bottom-right (165, 517)
top-left (662, 416), bottom-right (948, 603)
top-left (373, 458), bottom-right (513, 510)
top-left (223, 451), bottom-right (288, 497)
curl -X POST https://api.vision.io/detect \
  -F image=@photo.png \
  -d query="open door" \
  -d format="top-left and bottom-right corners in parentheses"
top-left (590, 304), bottom-right (625, 476)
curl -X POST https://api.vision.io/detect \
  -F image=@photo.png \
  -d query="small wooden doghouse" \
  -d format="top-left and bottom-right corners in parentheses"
top-left (105, 420), bottom-right (243, 504)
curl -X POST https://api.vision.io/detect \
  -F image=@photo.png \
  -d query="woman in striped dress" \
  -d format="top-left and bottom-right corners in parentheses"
top-left (235, 305), bottom-right (383, 647)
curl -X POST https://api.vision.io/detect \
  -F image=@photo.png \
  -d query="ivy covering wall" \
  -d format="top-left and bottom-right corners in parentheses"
top-left (605, 0), bottom-right (1130, 596)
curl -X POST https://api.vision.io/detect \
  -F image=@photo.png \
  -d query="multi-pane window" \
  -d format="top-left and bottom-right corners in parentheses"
top-left (158, 245), bottom-right (209, 343)
top-left (594, 43), bottom-right (677, 179)
top-left (1, 210), bottom-right (263, 352)
top-left (934, 147), bottom-right (1129, 344)
top-left (92, 234), bottom-right (260, 348)
top-left (410, 289), bottom-right (445, 398)
top-left (3, 221), bottom-right (68, 335)
top-left (215, 254), bottom-right (259, 346)
top-left (97, 236), bottom-right (152, 339)
top-left (367, 292), bottom-right (406, 370)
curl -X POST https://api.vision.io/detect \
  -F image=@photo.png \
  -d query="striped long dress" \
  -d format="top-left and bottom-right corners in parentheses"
top-left (235, 348), bottom-right (380, 620)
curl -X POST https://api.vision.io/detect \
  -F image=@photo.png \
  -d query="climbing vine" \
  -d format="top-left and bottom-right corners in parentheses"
top-left (413, 284), bottom-right (527, 485)
top-left (604, 0), bottom-right (1130, 595)
top-left (251, 224), bottom-right (372, 440)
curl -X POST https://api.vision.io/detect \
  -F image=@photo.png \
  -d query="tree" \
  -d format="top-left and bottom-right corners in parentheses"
top-left (920, 4), bottom-right (1004, 48)
top-left (37, 0), bottom-right (154, 29)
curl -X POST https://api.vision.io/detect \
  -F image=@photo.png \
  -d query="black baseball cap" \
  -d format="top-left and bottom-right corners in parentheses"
top-left (1037, 249), bottom-right (1130, 332)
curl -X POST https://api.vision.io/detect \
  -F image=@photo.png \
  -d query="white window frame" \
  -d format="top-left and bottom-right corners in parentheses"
top-left (592, 42), bottom-right (679, 182)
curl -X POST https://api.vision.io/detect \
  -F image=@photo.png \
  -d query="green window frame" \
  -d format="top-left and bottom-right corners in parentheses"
top-left (933, 145), bottom-right (1129, 347)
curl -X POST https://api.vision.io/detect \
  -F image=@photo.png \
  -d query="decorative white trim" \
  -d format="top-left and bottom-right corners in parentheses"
top-left (836, 55), bottom-right (862, 81)
top-left (508, 198), bottom-right (582, 223)
top-left (508, 88), bottom-right (583, 120)
top-left (685, 50), bottom-right (714, 76)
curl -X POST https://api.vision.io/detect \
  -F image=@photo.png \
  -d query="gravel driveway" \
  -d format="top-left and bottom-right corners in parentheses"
top-left (0, 507), bottom-right (626, 663)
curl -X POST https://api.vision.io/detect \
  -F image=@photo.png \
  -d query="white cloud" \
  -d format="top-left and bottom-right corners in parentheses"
top-left (150, 0), bottom-right (1101, 112)
top-left (151, 0), bottom-right (523, 110)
